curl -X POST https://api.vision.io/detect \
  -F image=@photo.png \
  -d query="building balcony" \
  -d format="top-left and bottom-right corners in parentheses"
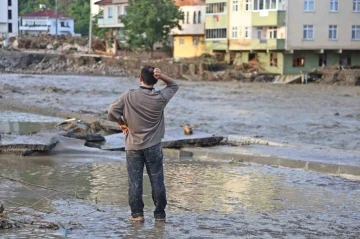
top-left (205, 39), bottom-right (228, 51)
top-left (171, 24), bottom-right (204, 36)
top-left (97, 16), bottom-right (124, 28)
top-left (251, 11), bottom-right (285, 26)
top-left (19, 25), bottom-right (49, 31)
top-left (251, 39), bottom-right (285, 50)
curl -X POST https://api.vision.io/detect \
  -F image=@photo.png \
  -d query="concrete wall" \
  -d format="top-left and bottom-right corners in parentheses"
top-left (173, 35), bottom-right (205, 58)
top-left (257, 52), bottom-right (284, 74)
top-left (287, 0), bottom-right (360, 50)
top-left (283, 51), bottom-right (360, 75)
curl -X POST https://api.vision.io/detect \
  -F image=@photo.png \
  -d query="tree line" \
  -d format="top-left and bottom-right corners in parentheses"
top-left (19, 0), bottom-right (183, 54)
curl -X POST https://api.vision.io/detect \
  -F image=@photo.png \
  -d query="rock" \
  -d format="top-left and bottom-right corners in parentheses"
top-left (0, 133), bottom-right (58, 156)
top-left (60, 131), bottom-right (105, 142)
top-left (100, 128), bottom-right (224, 151)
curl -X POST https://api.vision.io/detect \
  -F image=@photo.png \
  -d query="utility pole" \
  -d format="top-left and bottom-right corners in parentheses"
top-left (88, 0), bottom-right (93, 54)
top-left (55, 0), bottom-right (58, 39)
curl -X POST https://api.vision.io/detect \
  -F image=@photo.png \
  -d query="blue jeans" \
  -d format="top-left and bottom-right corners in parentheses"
top-left (126, 143), bottom-right (167, 219)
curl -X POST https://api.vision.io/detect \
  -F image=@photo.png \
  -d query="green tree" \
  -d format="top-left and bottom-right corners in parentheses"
top-left (92, 10), bottom-right (108, 39)
top-left (120, 0), bottom-right (183, 57)
top-left (68, 0), bottom-right (90, 36)
top-left (18, 0), bottom-right (55, 15)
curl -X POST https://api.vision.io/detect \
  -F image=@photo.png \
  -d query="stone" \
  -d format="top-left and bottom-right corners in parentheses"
top-left (100, 128), bottom-right (224, 151)
top-left (0, 133), bottom-right (58, 155)
top-left (60, 131), bottom-right (105, 142)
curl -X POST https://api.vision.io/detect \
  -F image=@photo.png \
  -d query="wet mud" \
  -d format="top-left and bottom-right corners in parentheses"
top-left (1, 74), bottom-right (360, 151)
top-left (0, 149), bottom-right (359, 238)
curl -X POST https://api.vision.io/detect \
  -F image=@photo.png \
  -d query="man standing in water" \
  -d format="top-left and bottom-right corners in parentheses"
top-left (107, 66), bottom-right (179, 222)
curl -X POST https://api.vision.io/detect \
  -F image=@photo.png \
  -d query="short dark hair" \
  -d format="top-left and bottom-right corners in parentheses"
top-left (141, 65), bottom-right (157, 85)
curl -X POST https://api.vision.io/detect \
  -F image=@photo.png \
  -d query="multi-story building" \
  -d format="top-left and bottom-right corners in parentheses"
top-left (96, 0), bottom-right (128, 41)
top-left (0, 0), bottom-right (19, 39)
top-left (95, 0), bottom-right (128, 54)
top-left (19, 7), bottom-right (75, 36)
top-left (284, 0), bottom-right (360, 74)
top-left (205, 0), bottom-right (360, 75)
top-left (204, 0), bottom-right (229, 61)
top-left (171, 0), bottom-right (206, 59)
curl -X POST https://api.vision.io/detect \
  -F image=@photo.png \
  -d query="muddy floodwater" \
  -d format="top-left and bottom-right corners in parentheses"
top-left (1, 74), bottom-right (360, 238)
top-left (1, 73), bottom-right (360, 150)
top-left (1, 151), bottom-right (360, 238)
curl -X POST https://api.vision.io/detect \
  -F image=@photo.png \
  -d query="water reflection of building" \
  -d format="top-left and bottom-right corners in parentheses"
top-left (165, 162), bottom-right (285, 214)
top-left (0, 122), bottom-right (55, 135)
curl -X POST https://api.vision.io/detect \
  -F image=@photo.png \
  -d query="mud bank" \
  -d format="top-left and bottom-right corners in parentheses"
top-left (0, 50), bottom-right (183, 79)
top-left (1, 50), bottom-right (360, 85)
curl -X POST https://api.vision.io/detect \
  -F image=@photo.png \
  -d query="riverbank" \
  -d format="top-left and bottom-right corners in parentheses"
top-left (1, 50), bottom-right (360, 85)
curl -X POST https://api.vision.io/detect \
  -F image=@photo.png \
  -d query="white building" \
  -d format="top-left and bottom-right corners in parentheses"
top-left (0, 0), bottom-right (19, 38)
top-left (19, 7), bottom-right (75, 36)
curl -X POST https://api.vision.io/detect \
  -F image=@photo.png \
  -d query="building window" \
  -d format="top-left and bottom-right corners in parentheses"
top-left (352, 25), bottom-right (360, 40)
top-left (319, 53), bottom-right (327, 67)
top-left (8, 10), bottom-right (12, 20)
top-left (253, 0), bottom-right (277, 10)
top-left (193, 36), bottom-right (199, 45)
top-left (8, 23), bottom-right (12, 33)
top-left (60, 22), bottom-right (65, 27)
top-left (293, 55), bottom-right (305, 67)
top-left (231, 27), bottom-right (238, 38)
top-left (205, 28), bottom-right (227, 39)
top-left (233, 0), bottom-right (238, 11)
top-left (329, 25), bottom-right (337, 40)
top-left (118, 6), bottom-right (123, 16)
top-left (206, 2), bottom-right (227, 14)
top-left (354, 0), bottom-right (360, 11)
top-left (245, 0), bottom-right (252, 11)
top-left (269, 27), bottom-right (277, 39)
top-left (303, 25), bottom-right (314, 40)
top-left (245, 27), bottom-right (250, 38)
top-left (198, 11), bottom-right (201, 23)
top-left (339, 55), bottom-right (351, 66)
top-left (270, 53), bottom-right (278, 67)
top-left (257, 27), bottom-right (263, 39)
top-left (179, 37), bottom-right (184, 45)
top-left (304, 0), bottom-right (315, 11)
top-left (8, 0), bottom-right (12, 7)
top-left (108, 6), bottom-right (114, 18)
top-left (186, 12), bottom-right (189, 23)
top-left (193, 11), bottom-right (197, 24)
top-left (330, 0), bottom-right (338, 12)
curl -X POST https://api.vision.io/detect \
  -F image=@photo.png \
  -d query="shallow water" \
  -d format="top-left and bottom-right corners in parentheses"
top-left (0, 152), bottom-right (359, 238)
top-left (0, 111), bottom-right (62, 135)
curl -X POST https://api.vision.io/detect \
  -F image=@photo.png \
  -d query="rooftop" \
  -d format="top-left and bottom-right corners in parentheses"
top-left (22, 9), bottom-right (73, 19)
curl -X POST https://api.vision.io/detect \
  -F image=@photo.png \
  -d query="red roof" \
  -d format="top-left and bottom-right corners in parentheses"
top-left (95, 0), bottom-right (113, 5)
top-left (22, 9), bottom-right (73, 19)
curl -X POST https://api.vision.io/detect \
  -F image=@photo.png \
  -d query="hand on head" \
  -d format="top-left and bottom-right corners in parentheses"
top-left (153, 68), bottom-right (162, 80)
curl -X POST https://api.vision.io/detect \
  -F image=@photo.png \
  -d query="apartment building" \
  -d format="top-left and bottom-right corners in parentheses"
top-left (0, 0), bottom-right (19, 39)
top-left (285, 0), bottom-right (360, 74)
top-left (205, 0), bottom-right (360, 75)
top-left (171, 0), bottom-right (206, 59)
top-left (204, 0), bottom-right (229, 61)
